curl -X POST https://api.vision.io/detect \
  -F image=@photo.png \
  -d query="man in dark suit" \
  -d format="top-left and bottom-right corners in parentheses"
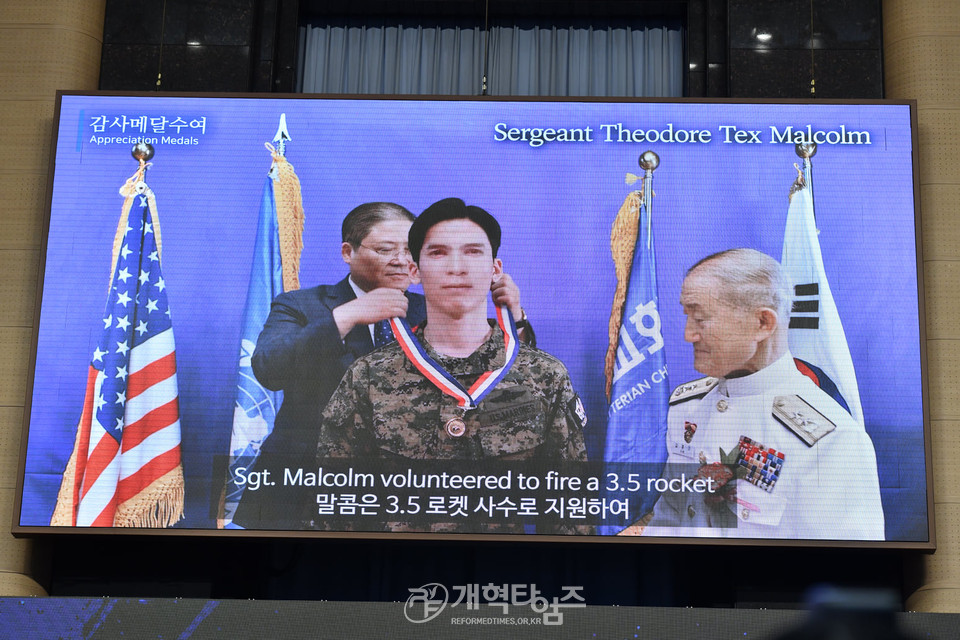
top-left (233, 202), bottom-right (526, 528)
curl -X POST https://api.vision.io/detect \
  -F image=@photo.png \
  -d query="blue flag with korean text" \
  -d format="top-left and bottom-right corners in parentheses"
top-left (602, 189), bottom-right (670, 532)
top-left (223, 138), bottom-right (304, 527)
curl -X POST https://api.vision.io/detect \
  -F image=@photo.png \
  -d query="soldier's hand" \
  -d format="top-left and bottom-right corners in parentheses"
top-left (333, 288), bottom-right (409, 338)
top-left (491, 272), bottom-right (522, 319)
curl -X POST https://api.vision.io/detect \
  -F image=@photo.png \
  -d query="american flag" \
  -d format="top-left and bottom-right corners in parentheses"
top-left (51, 185), bottom-right (184, 527)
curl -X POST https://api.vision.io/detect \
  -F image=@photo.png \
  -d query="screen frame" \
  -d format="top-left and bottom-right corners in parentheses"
top-left (12, 90), bottom-right (934, 550)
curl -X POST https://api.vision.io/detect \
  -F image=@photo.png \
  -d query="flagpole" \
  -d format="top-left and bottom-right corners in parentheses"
top-left (601, 148), bottom-right (669, 531)
top-left (639, 150), bottom-right (659, 249)
top-left (783, 138), bottom-right (865, 425)
top-left (796, 141), bottom-right (817, 223)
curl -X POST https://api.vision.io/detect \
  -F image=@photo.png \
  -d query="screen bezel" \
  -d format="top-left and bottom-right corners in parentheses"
top-left (13, 90), bottom-right (933, 550)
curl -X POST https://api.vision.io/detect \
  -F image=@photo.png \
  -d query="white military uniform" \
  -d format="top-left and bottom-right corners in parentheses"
top-left (643, 352), bottom-right (884, 540)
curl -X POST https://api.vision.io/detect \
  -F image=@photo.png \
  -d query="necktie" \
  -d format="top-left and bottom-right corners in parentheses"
top-left (374, 319), bottom-right (395, 347)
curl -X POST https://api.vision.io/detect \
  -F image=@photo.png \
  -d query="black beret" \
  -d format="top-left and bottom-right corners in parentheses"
top-left (409, 197), bottom-right (501, 262)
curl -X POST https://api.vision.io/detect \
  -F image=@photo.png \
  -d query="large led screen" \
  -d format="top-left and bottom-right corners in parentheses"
top-left (16, 93), bottom-right (929, 545)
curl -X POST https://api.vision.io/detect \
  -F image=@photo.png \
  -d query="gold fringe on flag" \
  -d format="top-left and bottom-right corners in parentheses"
top-left (49, 460), bottom-right (76, 524)
top-left (215, 488), bottom-right (228, 530)
top-left (114, 466), bottom-right (185, 528)
top-left (267, 143), bottom-right (305, 292)
top-left (49, 389), bottom-right (90, 526)
top-left (604, 190), bottom-right (643, 401)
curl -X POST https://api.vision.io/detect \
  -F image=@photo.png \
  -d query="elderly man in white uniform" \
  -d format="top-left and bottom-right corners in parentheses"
top-left (642, 248), bottom-right (884, 540)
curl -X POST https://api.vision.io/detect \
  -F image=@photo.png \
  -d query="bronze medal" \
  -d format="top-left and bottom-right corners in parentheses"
top-left (392, 308), bottom-right (520, 442)
top-left (444, 417), bottom-right (467, 438)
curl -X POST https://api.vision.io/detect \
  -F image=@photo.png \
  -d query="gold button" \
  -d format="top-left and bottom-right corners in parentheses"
top-left (716, 399), bottom-right (729, 412)
top-left (687, 505), bottom-right (696, 518)
top-left (741, 509), bottom-right (750, 521)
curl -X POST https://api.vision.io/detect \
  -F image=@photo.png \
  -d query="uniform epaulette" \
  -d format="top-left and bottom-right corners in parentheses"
top-left (669, 377), bottom-right (719, 405)
top-left (772, 395), bottom-right (836, 447)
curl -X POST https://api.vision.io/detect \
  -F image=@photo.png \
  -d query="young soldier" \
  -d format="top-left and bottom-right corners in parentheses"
top-left (315, 198), bottom-right (588, 534)
top-left (234, 201), bottom-right (527, 528)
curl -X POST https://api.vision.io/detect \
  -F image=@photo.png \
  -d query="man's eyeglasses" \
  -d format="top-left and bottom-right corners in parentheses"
top-left (358, 244), bottom-right (412, 259)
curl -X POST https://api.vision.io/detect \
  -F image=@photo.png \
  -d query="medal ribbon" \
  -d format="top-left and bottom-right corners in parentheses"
top-left (390, 306), bottom-right (519, 409)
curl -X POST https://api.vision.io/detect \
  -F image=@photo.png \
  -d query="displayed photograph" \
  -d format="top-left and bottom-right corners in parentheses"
top-left (16, 93), bottom-right (927, 544)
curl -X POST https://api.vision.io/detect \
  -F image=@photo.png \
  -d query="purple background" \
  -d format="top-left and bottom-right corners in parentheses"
top-left (20, 95), bottom-right (925, 540)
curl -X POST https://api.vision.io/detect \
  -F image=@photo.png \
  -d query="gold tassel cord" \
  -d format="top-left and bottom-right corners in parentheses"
top-left (788, 163), bottom-right (806, 202)
top-left (266, 142), bottom-right (305, 293)
top-left (109, 163), bottom-right (147, 291)
top-left (604, 190), bottom-right (643, 401)
top-left (111, 161), bottom-right (166, 289)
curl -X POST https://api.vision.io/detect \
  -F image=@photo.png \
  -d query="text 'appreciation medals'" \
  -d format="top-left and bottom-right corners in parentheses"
top-left (390, 307), bottom-right (520, 437)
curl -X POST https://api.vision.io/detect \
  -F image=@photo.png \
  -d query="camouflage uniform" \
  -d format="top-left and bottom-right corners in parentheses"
top-left (315, 323), bottom-right (589, 534)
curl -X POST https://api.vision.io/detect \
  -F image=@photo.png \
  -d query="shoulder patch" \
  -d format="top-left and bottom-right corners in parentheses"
top-left (567, 394), bottom-right (588, 429)
top-left (669, 377), bottom-right (719, 405)
top-left (772, 395), bottom-right (837, 447)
